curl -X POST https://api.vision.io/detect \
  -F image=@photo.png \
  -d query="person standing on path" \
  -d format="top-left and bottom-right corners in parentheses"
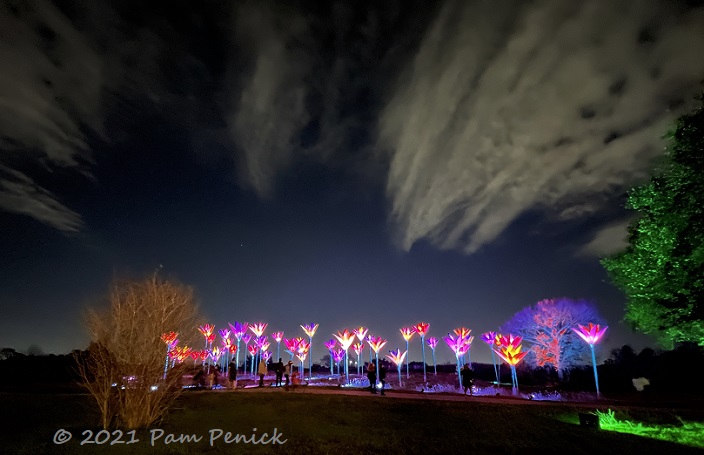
top-left (275, 358), bottom-right (284, 387)
top-left (258, 359), bottom-right (268, 387)
top-left (228, 361), bottom-right (237, 389)
top-left (367, 363), bottom-right (377, 394)
top-left (461, 364), bottom-right (475, 396)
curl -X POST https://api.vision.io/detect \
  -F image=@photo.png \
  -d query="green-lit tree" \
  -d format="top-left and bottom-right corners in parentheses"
top-left (602, 94), bottom-right (704, 348)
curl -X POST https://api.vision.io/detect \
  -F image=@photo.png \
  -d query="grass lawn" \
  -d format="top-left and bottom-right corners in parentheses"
top-left (2, 390), bottom-right (703, 454)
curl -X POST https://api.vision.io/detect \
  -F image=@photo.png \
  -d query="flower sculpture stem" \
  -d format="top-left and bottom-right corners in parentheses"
top-left (572, 323), bottom-right (608, 398)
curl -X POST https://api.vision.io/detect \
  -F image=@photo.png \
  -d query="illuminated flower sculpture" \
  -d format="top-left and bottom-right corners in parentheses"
top-left (272, 331), bottom-right (284, 361)
top-left (221, 336), bottom-right (232, 372)
top-left (386, 349), bottom-right (407, 387)
top-left (494, 334), bottom-right (528, 394)
top-left (481, 332), bottom-right (500, 385)
top-left (249, 323), bottom-right (268, 371)
top-left (454, 327), bottom-right (472, 367)
top-left (352, 342), bottom-right (364, 375)
top-left (261, 350), bottom-right (272, 362)
top-left (301, 324), bottom-right (319, 380)
top-left (229, 322), bottom-right (249, 374)
top-left (247, 344), bottom-right (259, 375)
top-left (296, 339), bottom-right (310, 375)
top-left (161, 331), bottom-right (178, 378)
top-left (324, 339), bottom-right (337, 374)
top-left (219, 329), bottom-right (231, 371)
top-left (400, 327), bottom-right (416, 379)
top-left (444, 333), bottom-right (468, 389)
top-left (241, 334), bottom-right (252, 375)
top-left (573, 323), bottom-right (608, 397)
top-left (332, 348), bottom-right (345, 375)
top-left (414, 322), bottom-right (430, 382)
top-left (334, 329), bottom-right (357, 384)
top-left (353, 327), bottom-right (370, 363)
top-left (367, 336), bottom-right (387, 388)
top-left (284, 338), bottom-right (301, 362)
top-left (198, 324), bottom-right (215, 351)
top-left (427, 337), bottom-right (439, 375)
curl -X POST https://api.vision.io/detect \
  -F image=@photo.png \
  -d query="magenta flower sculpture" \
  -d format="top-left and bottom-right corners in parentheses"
top-left (296, 339), bottom-right (310, 374)
top-left (444, 333), bottom-right (470, 389)
top-left (453, 327), bottom-right (472, 366)
top-left (400, 327), bottom-right (416, 379)
top-left (386, 349), bottom-right (408, 387)
top-left (427, 337), bottom-right (438, 375)
top-left (414, 322), bottom-right (430, 382)
top-left (160, 331), bottom-right (179, 378)
top-left (334, 329), bottom-right (356, 384)
top-left (573, 323), bottom-right (608, 397)
top-left (261, 350), bottom-right (272, 362)
top-left (324, 339), bottom-right (337, 374)
top-left (198, 324), bottom-right (215, 350)
top-left (332, 348), bottom-right (345, 375)
top-left (301, 324), bottom-right (319, 380)
top-left (247, 343), bottom-right (259, 376)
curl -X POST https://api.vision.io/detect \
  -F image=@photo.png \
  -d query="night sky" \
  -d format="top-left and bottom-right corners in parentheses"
top-left (2, 0), bottom-right (704, 364)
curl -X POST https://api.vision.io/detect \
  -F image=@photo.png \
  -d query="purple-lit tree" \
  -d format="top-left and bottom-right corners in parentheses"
top-left (500, 298), bottom-right (604, 379)
top-left (427, 337), bottom-right (438, 375)
top-left (301, 324), bottom-right (319, 380)
top-left (573, 323), bottom-right (608, 397)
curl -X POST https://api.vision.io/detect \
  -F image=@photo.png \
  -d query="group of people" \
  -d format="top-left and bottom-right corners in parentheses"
top-left (205, 357), bottom-right (301, 391)
top-left (365, 362), bottom-right (387, 395)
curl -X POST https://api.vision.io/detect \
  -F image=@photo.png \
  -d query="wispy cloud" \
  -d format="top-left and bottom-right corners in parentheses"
top-left (378, 0), bottom-right (704, 254)
top-left (577, 220), bottom-right (631, 258)
top-left (0, 166), bottom-right (82, 232)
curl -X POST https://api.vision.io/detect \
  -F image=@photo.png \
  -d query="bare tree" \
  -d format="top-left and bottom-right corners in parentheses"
top-left (76, 273), bottom-right (201, 429)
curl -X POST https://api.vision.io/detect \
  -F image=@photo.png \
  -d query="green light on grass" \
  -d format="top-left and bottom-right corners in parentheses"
top-left (594, 409), bottom-right (704, 449)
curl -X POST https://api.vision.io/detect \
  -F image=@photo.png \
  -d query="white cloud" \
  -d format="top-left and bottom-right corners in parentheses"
top-left (578, 220), bottom-right (631, 258)
top-left (378, 0), bottom-right (704, 254)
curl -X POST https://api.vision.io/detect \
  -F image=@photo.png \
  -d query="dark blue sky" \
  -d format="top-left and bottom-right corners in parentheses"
top-left (2, 0), bottom-right (703, 364)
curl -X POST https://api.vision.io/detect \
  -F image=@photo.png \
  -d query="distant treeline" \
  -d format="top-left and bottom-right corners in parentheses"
top-left (1, 343), bottom-right (702, 395)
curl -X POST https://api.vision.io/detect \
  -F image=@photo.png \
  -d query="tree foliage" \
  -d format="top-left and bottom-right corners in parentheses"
top-left (76, 274), bottom-right (201, 429)
top-left (500, 298), bottom-right (604, 378)
top-left (602, 94), bottom-right (704, 349)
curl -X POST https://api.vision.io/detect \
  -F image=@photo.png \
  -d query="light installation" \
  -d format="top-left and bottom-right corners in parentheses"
top-left (414, 322), bottom-right (430, 382)
top-left (261, 350), bottom-right (272, 362)
top-left (296, 339), bottom-right (310, 375)
top-left (367, 336), bottom-right (387, 388)
top-left (353, 327), bottom-right (370, 364)
top-left (189, 349), bottom-right (199, 366)
top-left (219, 329), bottom-right (231, 372)
top-left (198, 324), bottom-right (215, 351)
top-left (352, 342), bottom-right (364, 375)
top-left (324, 338), bottom-right (337, 375)
top-left (241, 333), bottom-right (252, 375)
top-left (453, 327), bottom-right (472, 367)
top-left (443, 333), bottom-right (468, 388)
top-left (229, 321), bottom-right (249, 374)
top-left (247, 344), bottom-right (258, 376)
top-left (400, 327), bottom-right (416, 379)
top-left (210, 346), bottom-right (221, 365)
top-left (334, 329), bottom-right (356, 384)
top-left (332, 348), bottom-right (345, 375)
top-left (249, 323), bottom-right (268, 372)
top-left (301, 324), bottom-right (319, 380)
top-left (573, 323), bottom-right (608, 397)
top-left (494, 334), bottom-right (527, 394)
top-left (160, 331), bottom-right (178, 379)
top-left (386, 349), bottom-right (407, 387)
top-left (272, 331), bottom-right (284, 361)
top-left (481, 332), bottom-right (500, 385)
top-left (284, 338), bottom-right (301, 362)
top-left (426, 337), bottom-right (438, 375)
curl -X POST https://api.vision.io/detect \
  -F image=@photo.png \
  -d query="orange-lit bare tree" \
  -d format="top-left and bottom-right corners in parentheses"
top-left (76, 273), bottom-right (201, 429)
